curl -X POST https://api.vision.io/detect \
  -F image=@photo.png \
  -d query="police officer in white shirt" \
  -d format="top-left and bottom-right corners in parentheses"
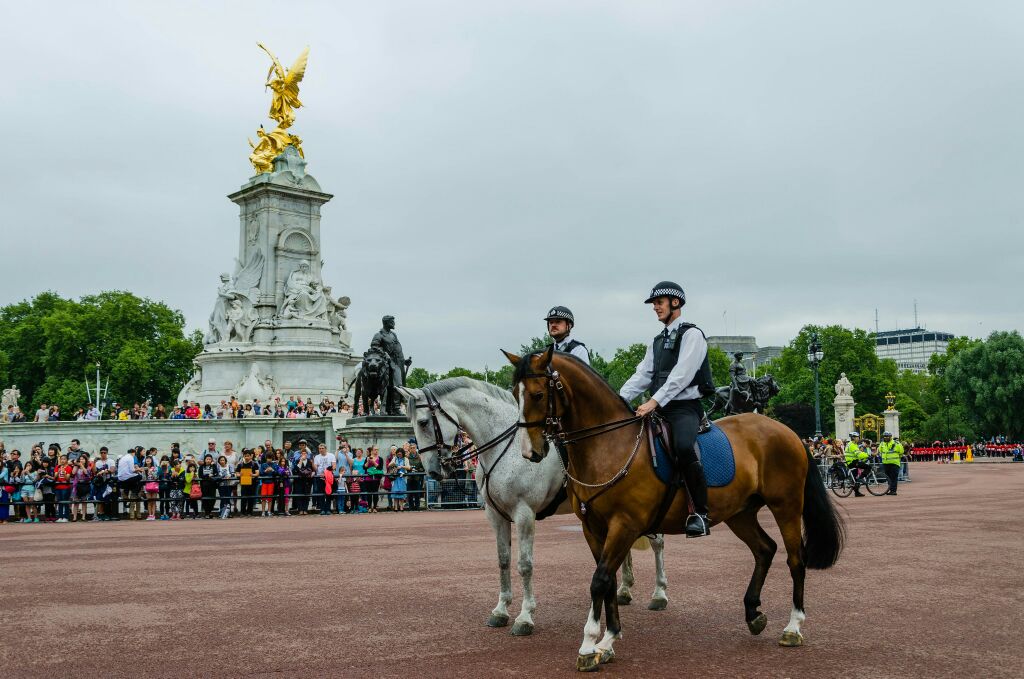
top-left (619, 281), bottom-right (714, 538)
top-left (544, 306), bottom-right (590, 365)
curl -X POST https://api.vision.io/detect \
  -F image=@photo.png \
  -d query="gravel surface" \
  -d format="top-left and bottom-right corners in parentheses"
top-left (1, 463), bottom-right (1021, 678)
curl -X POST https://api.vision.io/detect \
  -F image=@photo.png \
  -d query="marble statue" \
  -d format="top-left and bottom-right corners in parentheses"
top-left (323, 286), bottom-right (351, 335)
top-left (205, 250), bottom-right (264, 345)
top-left (279, 260), bottom-right (329, 320)
top-left (370, 315), bottom-right (412, 415)
top-left (2, 385), bottom-right (20, 410)
top-left (235, 364), bottom-right (278, 403)
top-left (835, 373), bottom-right (853, 398)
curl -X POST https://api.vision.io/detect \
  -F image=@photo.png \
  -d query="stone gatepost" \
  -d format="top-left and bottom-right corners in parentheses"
top-left (833, 372), bottom-right (855, 440)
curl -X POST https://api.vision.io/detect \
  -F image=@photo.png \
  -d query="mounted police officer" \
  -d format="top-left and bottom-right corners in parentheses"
top-left (619, 281), bottom-right (715, 538)
top-left (844, 432), bottom-right (869, 497)
top-left (544, 306), bottom-right (590, 365)
top-left (879, 432), bottom-right (903, 495)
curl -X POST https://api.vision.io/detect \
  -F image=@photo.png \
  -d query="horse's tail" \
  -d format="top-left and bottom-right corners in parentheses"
top-left (801, 447), bottom-right (845, 569)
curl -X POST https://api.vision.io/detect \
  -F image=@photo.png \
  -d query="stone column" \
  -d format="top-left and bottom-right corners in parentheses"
top-left (833, 372), bottom-right (855, 440)
top-left (884, 409), bottom-right (901, 439)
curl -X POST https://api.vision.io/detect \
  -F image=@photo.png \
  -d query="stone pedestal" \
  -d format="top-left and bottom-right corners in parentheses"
top-left (833, 372), bottom-right (856, 441)
top-left (339, 415), bottom-right (414, 452)
top-left (884, 409), bottom-right (901, 439)
top-left (180, 148), bottom-right (359, 406)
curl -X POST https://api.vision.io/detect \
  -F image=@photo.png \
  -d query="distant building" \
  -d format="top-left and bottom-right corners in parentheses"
top-left (705, 336), bottom-right (779, 375)
top-left (874, 328), bottom-right (953, 373)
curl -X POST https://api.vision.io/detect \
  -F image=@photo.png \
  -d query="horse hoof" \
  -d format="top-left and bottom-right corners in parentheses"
top-left (511, 621), bottom-right (534, 636)
top-left (616, 592), bottom-right (632, 606)
top-left (747, 613), bottom-right (768, 635)
top-left (599, 649), bottom-right (615, 664)
top-left (487, 614), bottom-right (509, 628)
top-left (576, 653), bottom-right (602, 672)
top-left (779, 630), bottom-right (804, 647)
top-left (647, 597), bottom-right (668, 611)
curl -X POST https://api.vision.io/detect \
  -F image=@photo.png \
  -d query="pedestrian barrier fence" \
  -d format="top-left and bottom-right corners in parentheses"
top-left (0, 472), bottom-right (485, 520)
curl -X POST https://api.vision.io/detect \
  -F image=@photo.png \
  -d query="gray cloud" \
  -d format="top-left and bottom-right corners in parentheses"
top-left (2, 1), bottom-right (1021, 373)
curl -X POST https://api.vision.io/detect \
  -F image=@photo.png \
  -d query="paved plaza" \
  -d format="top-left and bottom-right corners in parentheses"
top-left (1, 463), bottom-right (1021, 678)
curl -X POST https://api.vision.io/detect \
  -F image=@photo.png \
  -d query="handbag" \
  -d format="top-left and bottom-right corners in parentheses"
top-left (189, 483), bottom-right (203, 500)
top-left (33, 489), bottom-right (44, 502)
top-left (144, 481), bottom-right (159, 493)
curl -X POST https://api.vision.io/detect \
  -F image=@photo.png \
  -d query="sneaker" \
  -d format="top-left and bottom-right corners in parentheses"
top-left (146, 515), bottom-right (156, 521)
top-left (160, 515), bottom-right (169, 521)
top-left (34, 518), bottom-right (41, 523)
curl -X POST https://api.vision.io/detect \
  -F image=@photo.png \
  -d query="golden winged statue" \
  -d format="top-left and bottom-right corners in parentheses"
top-left (248, 43), bottom-right (309, 174)
top-left (258, 43), bottom-right (308, 129)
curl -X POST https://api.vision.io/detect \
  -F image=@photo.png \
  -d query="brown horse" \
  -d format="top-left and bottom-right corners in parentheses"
top-left (505, 347), bottom-right (844, 672)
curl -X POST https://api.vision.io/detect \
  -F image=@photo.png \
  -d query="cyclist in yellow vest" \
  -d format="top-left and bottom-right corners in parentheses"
top-left (844, 432), bottom-right (869, 497)
top-left (879, 432), bottom-right (904, 496)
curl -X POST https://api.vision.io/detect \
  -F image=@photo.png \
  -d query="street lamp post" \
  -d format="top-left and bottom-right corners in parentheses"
top-left (945, 397), bottom-right (951, 442)
top-left (807, 333), bottom-right (824, 438)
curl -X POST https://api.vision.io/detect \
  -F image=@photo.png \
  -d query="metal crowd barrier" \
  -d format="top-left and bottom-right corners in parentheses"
top-left (0, 471), bottom-right (487, 519)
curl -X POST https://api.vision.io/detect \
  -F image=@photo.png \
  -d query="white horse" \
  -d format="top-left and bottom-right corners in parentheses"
top-left (397, 377), bottom-right (668, 636)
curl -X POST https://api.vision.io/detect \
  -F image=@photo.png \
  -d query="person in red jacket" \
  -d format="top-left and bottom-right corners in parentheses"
top-left (184, 402), bottom-right (201, 419)
top-left (53, 455), bottom-right (73, 522)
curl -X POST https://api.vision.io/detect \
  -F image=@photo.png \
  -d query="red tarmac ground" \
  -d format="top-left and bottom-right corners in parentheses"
top-left (1, 463), bottom-right (1022, 678)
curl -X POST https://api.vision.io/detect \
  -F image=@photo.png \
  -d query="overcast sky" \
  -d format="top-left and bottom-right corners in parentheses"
top-left (2, 1), bottom-right (1021, 372)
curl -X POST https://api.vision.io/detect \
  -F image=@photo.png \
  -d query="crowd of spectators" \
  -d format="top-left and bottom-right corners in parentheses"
top-left (804, 435), bottom-right (1023, 464)
top-left (2, 396), bottom-right (358, 424)
top-left (0, 436), bottom-right (474, 524)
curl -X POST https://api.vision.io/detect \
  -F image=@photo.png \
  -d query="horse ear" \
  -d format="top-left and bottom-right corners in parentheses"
top-left (540, 344), bottom-right (555, 368)
top-left (501, 349), bottom-right (521, 365)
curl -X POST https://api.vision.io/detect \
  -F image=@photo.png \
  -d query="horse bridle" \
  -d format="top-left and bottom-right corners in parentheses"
top-left (516, 365), bottom-right (641, 446)
top-left (413, 386), bottom-right (518, 475)
top-left (414, 387), bottom-right (464, 470)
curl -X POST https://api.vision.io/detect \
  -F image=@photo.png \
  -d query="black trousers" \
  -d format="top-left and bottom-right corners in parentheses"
top-left (884, 464), bottom-right (899, 493)
top-left (660, 399), bottom-right (702, 467)
top-left (240, 484), bottom-right (257, 515)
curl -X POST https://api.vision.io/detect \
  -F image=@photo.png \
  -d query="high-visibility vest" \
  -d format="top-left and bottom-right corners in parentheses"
top-left (845, 441), bottom-right (863, 464)
top-left (879, 441), bottom-right (903, 465)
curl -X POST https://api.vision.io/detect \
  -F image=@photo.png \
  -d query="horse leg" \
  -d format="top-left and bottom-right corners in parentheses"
top-left (486, 511), bottom-right (513, 628)
top-left (578, 526), bottom-right (633, 671)
top-left (511, 509), bottom-right (537, 636)
top-left (724, 507), bottom-right (776, 635)
top-left (616, 551), bottom-right (635, 605)
top-left (648, 533), bottom-right (669, 610)
top-left (769, 501), bottom-right (807, 647)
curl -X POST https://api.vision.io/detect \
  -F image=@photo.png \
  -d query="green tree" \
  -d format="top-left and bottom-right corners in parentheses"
top-left (405, 367), bottom-right (439, 388)
top-left (708, 346), bottom-right (730, 388)
top-left (0, 291), bottom-right (201, 417)
top-left (768, 325), bottom-right (897, 435)
top-left (945, 331), bottom-right (1024, 439)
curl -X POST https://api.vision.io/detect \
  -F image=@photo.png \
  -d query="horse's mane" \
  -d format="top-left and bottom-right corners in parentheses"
top-left (512, 350), bottom-right (635, 413)
top-left (426, 376), bottom-right (516, 405)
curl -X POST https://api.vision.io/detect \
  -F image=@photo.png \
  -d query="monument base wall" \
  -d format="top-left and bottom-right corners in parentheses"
top-left (339, 416), bottom-right (415, 452)
top-left (0, 419), bottom-right (336, 457)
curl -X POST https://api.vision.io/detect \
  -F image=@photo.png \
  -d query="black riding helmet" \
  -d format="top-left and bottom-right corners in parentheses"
top-left (543, 306), bottom-right (575, 326)
top-left (644, 281), bottom-right (686, 307)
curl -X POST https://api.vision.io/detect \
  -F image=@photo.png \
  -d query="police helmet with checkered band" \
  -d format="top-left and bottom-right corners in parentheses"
top-left (644, 281), bottom-right (686, 306)
top-left (543, 306), bottom-right (575, 326)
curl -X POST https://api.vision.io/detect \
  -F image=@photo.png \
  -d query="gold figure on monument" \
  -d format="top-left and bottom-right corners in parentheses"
top-left (249, 43), bottom-right (309, 174)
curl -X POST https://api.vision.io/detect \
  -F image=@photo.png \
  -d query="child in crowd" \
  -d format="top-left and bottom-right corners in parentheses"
top-left (71, 455), bottom-right (93, 522)
top-left (168, 459), bottom-right (185, 520)
top-left (20, 462), bottom-right (39, 523)
top-left (143, 456), bottom-right (160, 520)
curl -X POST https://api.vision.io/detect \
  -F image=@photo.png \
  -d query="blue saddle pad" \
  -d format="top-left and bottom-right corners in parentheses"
top-left (653, 422), bottom-right (735, 488)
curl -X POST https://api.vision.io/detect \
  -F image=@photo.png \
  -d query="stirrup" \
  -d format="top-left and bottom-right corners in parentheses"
top-left (685, 513), bottom-right (710, 538)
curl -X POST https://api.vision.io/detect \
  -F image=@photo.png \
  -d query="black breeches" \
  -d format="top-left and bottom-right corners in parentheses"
top-left (660, 399), bottom-right (703, 467)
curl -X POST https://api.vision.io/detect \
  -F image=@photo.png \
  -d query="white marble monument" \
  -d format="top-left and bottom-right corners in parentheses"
top-left (179, 148), bottom-right (359, 405)
top-left (833, 372), bottom-right (856, 441)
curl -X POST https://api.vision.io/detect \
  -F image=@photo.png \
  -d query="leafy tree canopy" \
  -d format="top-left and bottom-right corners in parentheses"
top-left (0, 291), bottom-right (201, 416)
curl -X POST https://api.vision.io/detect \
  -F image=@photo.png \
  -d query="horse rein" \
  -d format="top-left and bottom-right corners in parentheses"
top-left (413, 386), bottom-right (518, 522)
top-left (514, 364), bottom-right (650, 515)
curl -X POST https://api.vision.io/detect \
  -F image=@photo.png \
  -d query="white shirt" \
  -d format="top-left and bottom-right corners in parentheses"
top-left (619, 316), bottom-right (708, 406)
top-left (554, 335), bottom-right (591, 365)
top-left (116, 453), bottom-right (140, 481)
top-left (313, 452), bottom-right (336, 475)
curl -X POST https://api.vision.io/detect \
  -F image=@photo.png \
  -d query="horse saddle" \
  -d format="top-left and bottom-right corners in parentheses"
top-left (649, 415), bottom-right (736, 488)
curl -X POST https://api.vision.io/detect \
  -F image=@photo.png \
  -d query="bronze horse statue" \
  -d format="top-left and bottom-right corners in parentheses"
top-left (711, 374), bottom-right (781, 416)
top-left (353, 348), bottom-right (390, 416)
top-left (505, 347), bottom-right (843, 671)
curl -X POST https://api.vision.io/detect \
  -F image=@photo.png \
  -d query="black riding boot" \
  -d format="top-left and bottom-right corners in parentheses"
top-left (681, 461), bottom-right (711, 538)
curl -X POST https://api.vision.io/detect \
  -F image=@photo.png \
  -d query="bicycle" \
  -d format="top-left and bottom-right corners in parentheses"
top-left (826, 461), bottom-right (888, 497)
